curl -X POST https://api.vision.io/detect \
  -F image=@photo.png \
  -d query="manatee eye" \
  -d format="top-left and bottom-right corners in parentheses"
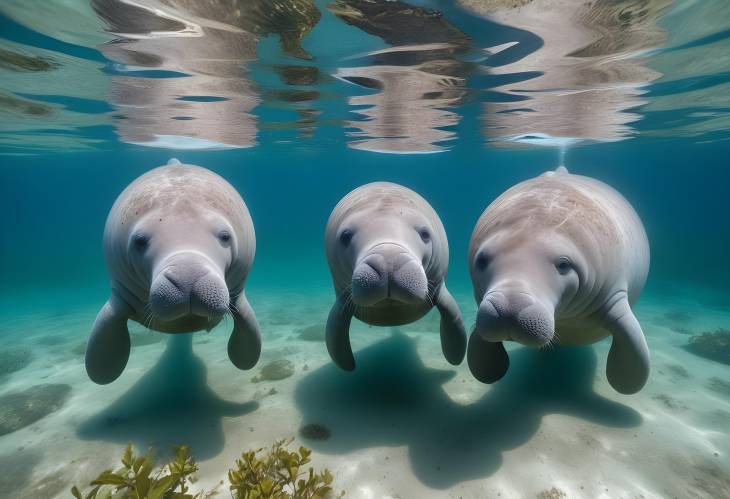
top-left (418, 227), bottom-right (431, 243)
top-left (555, 256), bottom-right (573, 275)
top-left (475, 252), bottom-right (489, 271)
top-left (340, 229), bottom-right (353, 246)
top-left (218, 230), bottom-right (232, 244)
top-left (133, 233), bottom-right (149, 251)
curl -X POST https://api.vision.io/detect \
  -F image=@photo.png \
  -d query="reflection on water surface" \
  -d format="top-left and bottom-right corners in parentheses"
top-left (0, 0), bottom-right (730, 152)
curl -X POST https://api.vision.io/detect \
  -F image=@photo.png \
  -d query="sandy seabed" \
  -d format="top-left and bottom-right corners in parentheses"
top-left (0, 286), bottom-right (729, 499)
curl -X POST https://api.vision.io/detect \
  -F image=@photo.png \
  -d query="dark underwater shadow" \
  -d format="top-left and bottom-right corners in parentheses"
top-left (77, 334), bottom-right (258, 460)
top-left (294, 333), bottom-right (641, 489)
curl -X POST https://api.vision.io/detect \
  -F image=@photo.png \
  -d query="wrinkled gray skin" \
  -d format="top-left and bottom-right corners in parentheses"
top-left (86, 159), bottom-right (261, 384)
top-left (468, 166), bottom-right (650, 394)
top-left (325, 182), bottom-right (466, 370)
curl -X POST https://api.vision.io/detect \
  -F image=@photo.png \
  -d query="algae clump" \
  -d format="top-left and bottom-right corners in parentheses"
top-left (72, 440), bottom-right (344, 498)
top-left (71, 443), bottom-right (211, 499)
top-left (228, 438), bottom-right (343, 498)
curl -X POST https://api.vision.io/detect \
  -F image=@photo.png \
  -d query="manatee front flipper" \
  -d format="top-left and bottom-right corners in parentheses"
top-left (228, 292), bottom-right (262, 370)
top-left (604, 298), bottom-right (650, 394)
top-left (85, 297), bottom-right (131, 384)
top-left (435, 285), bottom-right (467, 365)
top-left (467, 329), bottom-right (509, 383)
top-left (326, 294), bottom-right (355, 371)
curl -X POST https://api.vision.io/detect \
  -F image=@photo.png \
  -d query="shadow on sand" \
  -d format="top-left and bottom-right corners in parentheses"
top-left (294, 332), bottom-right (642, 489)
top-left (77, 334), bottom-right (258, 459)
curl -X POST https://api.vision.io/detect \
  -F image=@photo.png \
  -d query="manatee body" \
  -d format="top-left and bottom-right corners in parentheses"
top-left (324, 182), bottom-right (467, 370)
top-left (86, 159), bottom-right (261, 384)
top-left (467, 166), bottom-right (650, 394)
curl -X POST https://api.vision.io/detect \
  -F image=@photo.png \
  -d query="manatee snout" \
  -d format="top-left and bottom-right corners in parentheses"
top-left (149, 252), bottom-right (229, 321)
top-left (476, 290), bottom-right (555, 347)
top-left (351, 244), bottom-right (428, 306)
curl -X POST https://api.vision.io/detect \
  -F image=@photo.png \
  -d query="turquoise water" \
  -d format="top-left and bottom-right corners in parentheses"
top-left (1, 1), bottom-right (730, 498)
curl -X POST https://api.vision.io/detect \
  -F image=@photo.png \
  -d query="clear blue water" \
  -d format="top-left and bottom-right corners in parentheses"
top-left (1, 1), bottom-right (730, 498)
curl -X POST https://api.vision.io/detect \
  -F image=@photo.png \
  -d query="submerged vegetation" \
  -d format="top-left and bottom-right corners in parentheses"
top-left (71, 443), bottom-right (210, 499)
top-left (72, 439), bottom-right (343, 499)
top-left (685, 329), bottom-right (730, 365)
top-left (228, 438), bottom-right (343, 498)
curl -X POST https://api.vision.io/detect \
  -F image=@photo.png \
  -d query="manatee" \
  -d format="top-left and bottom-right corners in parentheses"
top-left (325, 182), bottom-right (466, 370)
top-left (467, 166), bottom-right (650, 394)
top-left (85, 158), bottom-right (261, 384)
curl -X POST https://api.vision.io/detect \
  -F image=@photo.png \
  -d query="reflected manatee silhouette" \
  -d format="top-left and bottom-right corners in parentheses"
top-left (294, 332), bottom-right (641, 489)
top-left (91, 0), bottom-right (321, 149)
top-left (330, 0), bottom-right (474, 153)
top-left (77, 334), bottom-right (258, 459)
top-left (459, 0), bottom-right (672, 145)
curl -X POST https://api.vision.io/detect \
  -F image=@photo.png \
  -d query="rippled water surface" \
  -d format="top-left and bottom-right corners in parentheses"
top-left (1, 0), bottom-right (730, 152)
top-left (1, 1), bottom-right (730, 498)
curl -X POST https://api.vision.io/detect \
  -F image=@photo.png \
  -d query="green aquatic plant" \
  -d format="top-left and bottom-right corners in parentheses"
top-left (228, 438), bottom-right (343, 499)
top-left (72, 440), bottom-right (343, 499)
top-left (71, 443), bottom-right (211, 499)
top-left (686, 328), bottom-right (730, 365)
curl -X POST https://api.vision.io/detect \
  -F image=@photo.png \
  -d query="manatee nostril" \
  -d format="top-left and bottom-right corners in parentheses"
top-left (352, 262), bottom-right (384, 289)
top-left (485, 291), bottom-right (507, 317)
top-left (163, 272), bottom-right (182, 290)
top-left (363, 261), bottom-right (383, 279)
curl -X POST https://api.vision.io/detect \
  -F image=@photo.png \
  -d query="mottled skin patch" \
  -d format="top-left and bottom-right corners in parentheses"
top-left (467, 167), bottom-right (651, 394)
top-left (105, 164), bottom-right (255, 321)
top-left (326, 182), bottom-right (449, 325)
top-left (324, 182), bottom-right (466, 370)
top-left (469, 170), bottom-right (647, 334)
top-left (117, 167), bottom-right (247, 238)
top-left (86, 161), bottom-right (261, 384)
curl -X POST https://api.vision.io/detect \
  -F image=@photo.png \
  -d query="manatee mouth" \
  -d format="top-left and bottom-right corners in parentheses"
top-left (475, 291), bottom-right (555, 347)
top-left (350, 245), bottom-right (428, 307)
top-left (149, 255), bottom-right (229, 323)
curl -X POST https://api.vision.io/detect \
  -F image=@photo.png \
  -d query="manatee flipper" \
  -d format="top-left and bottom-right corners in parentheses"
top-left (435, 285), bottom-right (467, 365)
top-left (605, 298), bottom-right (650, 394)
top-left (228, 292), bottom-right (262, 370)
top-left (467, 329), bottom-right (509, 383)
top-left (85, 297), bottom-right (131, 384)
top-left (326, 294), bottom-right (355, 371)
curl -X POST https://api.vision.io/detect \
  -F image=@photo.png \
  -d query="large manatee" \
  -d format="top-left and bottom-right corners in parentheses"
top-left (86, 159), bottom-right (261, 384)
top-left (467, 166), bottom-right (650, 394)
top-left (325, 182), bottom-right (467, 370)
